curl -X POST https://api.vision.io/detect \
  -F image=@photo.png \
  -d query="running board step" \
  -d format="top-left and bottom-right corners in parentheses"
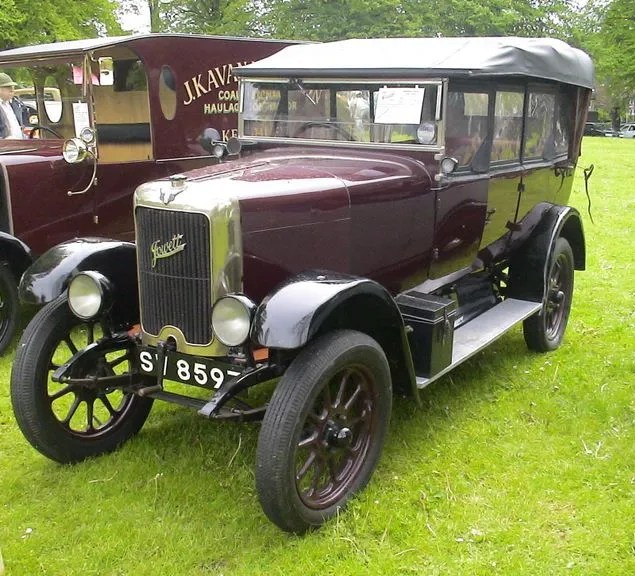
top-left (415, 298), bottom-right (542, 389)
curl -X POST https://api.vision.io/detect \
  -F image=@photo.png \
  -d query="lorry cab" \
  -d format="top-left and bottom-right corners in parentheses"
top-left (0, 34), bottom-right (293, 352)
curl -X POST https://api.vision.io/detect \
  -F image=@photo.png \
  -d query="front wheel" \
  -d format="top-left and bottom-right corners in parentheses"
top-left (11, 296), bottom-right (153, 464)
top-left (256, 330), bottom-right (392, 533)
top-left (523, 237), bottom-right (575, 352)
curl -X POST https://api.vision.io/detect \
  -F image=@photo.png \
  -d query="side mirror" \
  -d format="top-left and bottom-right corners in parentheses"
top-left (199, 128), bottom-right (222, 155)
top-left (199, 130), bottom-right (244, 160)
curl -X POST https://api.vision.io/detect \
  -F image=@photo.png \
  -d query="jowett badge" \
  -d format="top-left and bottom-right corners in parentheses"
top-left (150, 234), bottom-right (186, 268)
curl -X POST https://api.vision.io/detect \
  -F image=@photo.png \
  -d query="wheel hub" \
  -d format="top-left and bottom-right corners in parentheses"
top-left (324, 421), bottom-right (353, 449)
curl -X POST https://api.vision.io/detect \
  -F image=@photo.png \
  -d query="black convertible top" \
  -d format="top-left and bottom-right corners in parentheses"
top-left (236, 37), bottom-right (594, 89)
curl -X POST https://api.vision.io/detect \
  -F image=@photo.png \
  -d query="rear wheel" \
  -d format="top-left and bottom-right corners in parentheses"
top-left (256, 330), bottom-right (392, 533)
top-left (11, 296), bottom-right (153, 463)
top-left (0, 263), bottom-right (19, 356)
top-left (523, 237), bottom-right (574, 352)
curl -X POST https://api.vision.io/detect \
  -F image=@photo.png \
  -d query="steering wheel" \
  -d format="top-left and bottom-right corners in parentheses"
top-left (28, 125), bottom-right (64, 139)
top-left (293, 121), bottom-right (355, 141)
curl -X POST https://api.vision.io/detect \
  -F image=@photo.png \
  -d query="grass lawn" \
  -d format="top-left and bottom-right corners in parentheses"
top-left (1, 137), bottom-right (634, 575)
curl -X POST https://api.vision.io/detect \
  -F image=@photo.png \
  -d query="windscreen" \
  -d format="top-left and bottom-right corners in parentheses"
top-left (242, 80), bottom-right (441, 146)
top-left (0, 61), bottom-right (91, 142)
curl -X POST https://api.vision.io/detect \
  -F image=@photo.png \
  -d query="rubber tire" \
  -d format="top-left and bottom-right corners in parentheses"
top-left (256, 330), bottom-right (392, 534)
top-left (523, 237), bottom-right (574, 352)
top-left (0, 263), bottom-right (19, 356)
top-left (11, 296), bottom-right (153, 464)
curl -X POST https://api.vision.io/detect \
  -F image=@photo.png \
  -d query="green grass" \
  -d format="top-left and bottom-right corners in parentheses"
top-left (1, 137), bottom-right (634, 575)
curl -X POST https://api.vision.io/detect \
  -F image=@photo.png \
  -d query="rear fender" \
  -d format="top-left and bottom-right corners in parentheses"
top-left (251, 270), bottom-right (417, 399)
top-left (508, 205), bottom-right (585, 302)
top-left (19, 238), bottom-right (138, 328)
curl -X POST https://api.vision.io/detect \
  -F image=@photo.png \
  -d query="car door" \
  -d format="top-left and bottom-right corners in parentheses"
top-left (429, 84), bottom-right (491, 279)
top-left (519, 85), bottom-right (573, 218)
top-left (479, 85), bottom-right (525, 250)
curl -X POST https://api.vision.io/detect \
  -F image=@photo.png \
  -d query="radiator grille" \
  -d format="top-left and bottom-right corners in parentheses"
top-left (136, 207), bottom-right (212, 344)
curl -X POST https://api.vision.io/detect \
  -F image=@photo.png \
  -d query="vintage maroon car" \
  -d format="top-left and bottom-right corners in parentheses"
top-left (0, 33), bottom-right (293, 353)
top-left (11, 37), bottom-right (593, 533)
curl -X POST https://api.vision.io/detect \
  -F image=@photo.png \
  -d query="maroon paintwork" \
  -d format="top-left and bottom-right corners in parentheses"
top-left (0, 35), bottom-right (293, 256)
top-left (147, 76), bottom-right (590, 303)
top-left (149, 145), bottom-right (486, 302)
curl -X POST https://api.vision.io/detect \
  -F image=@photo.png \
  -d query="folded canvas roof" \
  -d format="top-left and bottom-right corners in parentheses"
top-left (235, 37), bottom-right (594, 89)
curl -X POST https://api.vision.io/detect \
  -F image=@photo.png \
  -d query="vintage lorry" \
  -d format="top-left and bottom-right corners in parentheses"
top-left (11, 37), bottom-right (593, 533)
top-left (0, 33), bottom-right (293, 353)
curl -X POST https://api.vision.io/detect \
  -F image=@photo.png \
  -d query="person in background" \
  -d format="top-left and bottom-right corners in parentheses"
top-left (0, 73), bottom-right (28, 139)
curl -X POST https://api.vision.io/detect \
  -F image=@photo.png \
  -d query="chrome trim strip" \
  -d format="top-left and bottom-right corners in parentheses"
top-left (235, 136), bottom-right (444, 152)
top-left (156, 155), bottom-right (217, 163)
top-left (0, 147), bottom-right (38, 155)
top-left (242, 77), bottom-right (445, 85)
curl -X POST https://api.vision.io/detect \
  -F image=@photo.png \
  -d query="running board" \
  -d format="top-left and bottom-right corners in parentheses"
top-left (415, 298), bottom-right (542, 389)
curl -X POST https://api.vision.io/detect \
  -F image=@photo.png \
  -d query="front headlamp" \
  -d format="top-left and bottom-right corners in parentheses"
top-left (67, 271), bottom-right (112, 320)
top-left (211, 295), bottom-right (256, 347)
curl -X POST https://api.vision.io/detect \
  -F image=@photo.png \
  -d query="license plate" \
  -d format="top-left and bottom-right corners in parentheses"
top-left (137, 347), bottom-right (242, 389)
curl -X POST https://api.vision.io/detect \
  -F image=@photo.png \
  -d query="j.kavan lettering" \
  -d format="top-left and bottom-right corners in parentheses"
top-left (183, 62), bottom-right (250, 106)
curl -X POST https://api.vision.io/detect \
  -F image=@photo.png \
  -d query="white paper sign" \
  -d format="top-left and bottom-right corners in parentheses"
top-left (375, 87), bottom-right (425, 124)
top-left (72, 102), bottom-right (90, 137)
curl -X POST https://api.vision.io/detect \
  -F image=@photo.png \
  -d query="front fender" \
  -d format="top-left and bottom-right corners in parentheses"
top-left (251, 270), bottom-right (417, 398)
top-left (19, 238), bottom-right (139, 326)
top-left (0, 231), bottom-right (33, 280)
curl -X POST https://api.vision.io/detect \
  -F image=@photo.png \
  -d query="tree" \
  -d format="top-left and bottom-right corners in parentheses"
top-left (164, 0), bottom-right (258, 35)
top-left (566, 0), bottom-right (635, 114)
top-left (0, 0), bottom-right (123, 50)
top-left (596, 0), bottom-right (635, 105)
top-left (258, 0), bottom-right (574, 42)
top-left (118, 0), bottom-right (257, 34)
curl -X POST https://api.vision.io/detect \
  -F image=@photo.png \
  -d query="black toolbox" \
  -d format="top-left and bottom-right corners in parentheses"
top-left (395, 291), bottom-right (457, 378)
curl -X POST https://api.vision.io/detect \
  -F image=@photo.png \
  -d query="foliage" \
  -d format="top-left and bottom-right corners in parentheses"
top-left (164, 0), bottom-right (257, 35)
top-left (258, 0), bottom-right (574, 41)
top-left (118, 0), bottom-right (256, 34)
top-left (564, 0), bottom-right (635, 113)
top-left (0, 0), bottom-right (123, 50)
top-left (118, 0), bottom-right (577, 42)
top-left (0, 138), bottom-right (634, 575)
top-left (595, 0), bottom-right (635, 106)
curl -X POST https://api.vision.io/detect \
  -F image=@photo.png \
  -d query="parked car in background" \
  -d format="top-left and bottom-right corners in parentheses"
top-left (11, 37), bottom-right (593, 533)
top-left (0, 34), bottom-right (293, 353)
top-left (583, 122), bottom-right (620, 137)
top-left (619, 123), bottom-right (635, 138)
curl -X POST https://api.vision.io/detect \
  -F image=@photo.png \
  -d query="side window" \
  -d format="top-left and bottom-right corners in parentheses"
top-left (242, 84), bottom-right (283, 137)
top-left (554, 91), bottom-right (571, 157)
top-left (158, 65), bottom-right (177, 121)
top-left (492, 90), bottom-right (524, 163)
top-left (445, 89), bottom-right (489, 168)
top-left (335, 90), bottom-right (370, 142)
top-left (523, 90), bottom-right (556, 160)
top-left (92, 54), bottom-right (151, 163)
